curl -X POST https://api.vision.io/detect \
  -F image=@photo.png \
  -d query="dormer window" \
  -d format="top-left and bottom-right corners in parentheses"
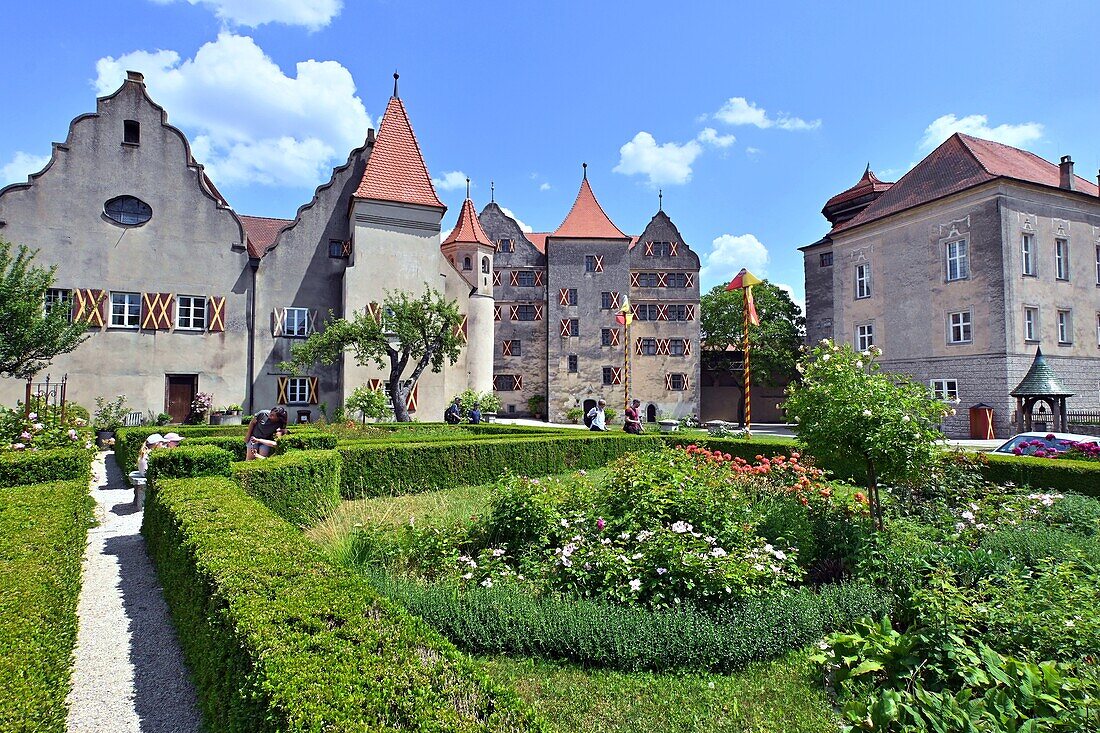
top-left (463, 256), bottom-right (472, 271)
top-left (104, 196), bottom-right (152, 226)
top-left (123, 120), bottom-right (140, 145)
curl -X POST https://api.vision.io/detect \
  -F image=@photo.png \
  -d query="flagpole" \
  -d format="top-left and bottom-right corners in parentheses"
top-left (624, 315), bottom-right (630, 412)
top-left (743, 286), bottom-right (751, 437)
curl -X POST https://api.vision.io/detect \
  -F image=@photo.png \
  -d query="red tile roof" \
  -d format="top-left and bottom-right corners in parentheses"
top-left (354, 95), bottom-right (445, 210)
top-left (551, 177), bottom-right (628, 239)
top-left (524, 232), bottom-right (548, 254)
top-left (836, 134), bottom-right (1100, 233)
top-left (442, 198), bottom-right (493, 247)
top-left (824, 166), bottom-right (893, 209)
top-left (239, 214), bottom-right (293, 257)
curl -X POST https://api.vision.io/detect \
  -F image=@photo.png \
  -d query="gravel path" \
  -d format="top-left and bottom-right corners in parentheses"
top-left (66, 452), bottom-right (202, 733)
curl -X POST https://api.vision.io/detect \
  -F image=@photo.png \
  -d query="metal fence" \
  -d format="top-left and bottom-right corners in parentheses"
top-left (1068, 410), bottom-right (1100, 425)
top-left (24, 374), bottom-right (68, 424)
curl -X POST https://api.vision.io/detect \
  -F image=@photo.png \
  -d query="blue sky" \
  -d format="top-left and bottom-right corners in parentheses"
top-left (3, 1), bottom-right (1099, 307)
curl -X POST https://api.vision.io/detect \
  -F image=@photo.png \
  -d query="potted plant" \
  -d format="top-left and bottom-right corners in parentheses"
top-left (527, 394), bottom-right (547, 421)
top-left (226, 403), bottom-right (242, 416)
top-left (93, 395), bottom-right (129, 449)
top-left (214, 404), bottom-right (243, 426)
top-left (187, 392), bottom-right (214, 425)
top-left (565, 407), bottom-right (584, 424)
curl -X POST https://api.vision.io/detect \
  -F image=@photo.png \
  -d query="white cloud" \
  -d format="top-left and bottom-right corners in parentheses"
top-left (432, 170), bottom-right (467, 191)
top-left (500, 206), bottom-right (533, 233)
top-left (919, 114), bottom-right (1043, 152)
top-left (539, 182), bottom-right (551, 191)
top-left (149, 0), bottom-right (342, 29)
top-left (745, 147), bottom-right (761, 156)
top-left (696, 127), bottom-right (735, 148)
top-left (700, 233), bottom-right (769, 291)
top-left (94, 33), bottom-right (371, 188)
top-left (713, 97), bottom-right (820, 131)
top-left (0, 151), bottom-right (51, 185)
top-left (613, 131), bottom-right (703, 186)
top-left (773, 282), bottom-right (805, 316)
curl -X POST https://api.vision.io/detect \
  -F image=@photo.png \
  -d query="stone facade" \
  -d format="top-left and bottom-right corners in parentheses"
top-left (803, 135), bottom-right (1100, 438)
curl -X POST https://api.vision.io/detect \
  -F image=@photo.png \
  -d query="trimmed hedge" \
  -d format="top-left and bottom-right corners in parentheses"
top-left (339, 434), bottom-right (663, 498)
top-left (141, 476), bottom-right (543, 732)
top-left (115, 425), bottom-right (248, 474)
top-left (0, 480), bottom-right (94, 731)
top-left (182, 436), bottom-right (248, 461)
top-left (983, 453), bottom-right (1100, 496)
top-left (0, 448), bottom-right (93, 489)
top-left (232, 451), bottom-right (341, 526)
top-left (146, 445), bottom-right (232, 483)
top-left (274, 430), bottom-right (338, 453)
top-left (367, 571), bottom-right (890, 673)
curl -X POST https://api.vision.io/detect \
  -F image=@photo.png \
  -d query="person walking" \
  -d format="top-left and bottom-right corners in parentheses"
top-left (587, 399), bottom-right (608, 431)
top-left (624, 399), bottom-right (643, 434)
top-left (245, 406), bottom-right (288, 460)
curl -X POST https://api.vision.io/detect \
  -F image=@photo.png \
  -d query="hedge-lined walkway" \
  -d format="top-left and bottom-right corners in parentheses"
top-left (66, 452), bottom-right (201, 733)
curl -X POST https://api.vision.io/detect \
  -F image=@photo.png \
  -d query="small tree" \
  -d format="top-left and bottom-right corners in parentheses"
top-left (0, 240), bottom-right (89, 379)
top-left (345, 385), bottom-right (391, 423)
top-left (783, 341), bottom-right (951, 530)
top-left (281, 287), bottom-right (464, 422)
top-left (452, 389), bottom-right (501, 417)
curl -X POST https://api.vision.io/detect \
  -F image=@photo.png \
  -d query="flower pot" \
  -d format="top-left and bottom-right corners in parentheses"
top-left (96, 429), bottom-right (115, 449)
top-left (658, 420), bottom-right (679, 433)
top-left (219, 414), bottom-right (242, 425)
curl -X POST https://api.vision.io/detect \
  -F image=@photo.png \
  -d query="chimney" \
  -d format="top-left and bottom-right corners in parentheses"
top-left (126, 70), bottom-right (145, 85)
top-left (1059, 155), bottom-right (1075, 190)
top-left (366, 128), bottom-right (375, 145)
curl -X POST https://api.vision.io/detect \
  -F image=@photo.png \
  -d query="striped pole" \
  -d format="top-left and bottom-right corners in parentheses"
top-left (624, 315), bottom-right (631, 412)
top-left (743, 291), bottom-right (751, 437)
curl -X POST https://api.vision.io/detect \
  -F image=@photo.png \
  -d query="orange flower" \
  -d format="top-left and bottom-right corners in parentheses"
top-left (853, 492), bottom-right (868, 504)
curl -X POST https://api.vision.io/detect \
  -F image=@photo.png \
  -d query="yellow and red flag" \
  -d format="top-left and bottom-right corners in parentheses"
top-left (615, 296), bottom-right (633, 326)
top-left (726, 268), bottom-right (762, 326)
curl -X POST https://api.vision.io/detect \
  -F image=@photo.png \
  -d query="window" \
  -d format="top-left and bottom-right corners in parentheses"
top-left (287, 377), bottom-right (310, 404)
top-left (1096, 313), bottom-right (1100, 347)
top-left (44, 288), bottom-right (72, 321)
top-left (601, 291), bottom-right (613, 309)
top-left (493, 375), bottom-right (521, 391)
top-left (507, 404), bottom-right (516, 413)
top-left (123, 120), bottom-right (140, 145)
top-left (667, 304), bottom-right (689, 321)
top-left (647, 241), bottom-right (671, 257)
top-left (1022, 233), bottom-right (1036, 276)
top-left (601, 328), bottom-right (614, 347)
top-left (1057, 309), bottom-right (1072, 344)
top-left (636, 272), bottom-right (659, 287)
top-left (640, 338), bottom-right (657, 355)
top-left (497, 239), bottom-right (514, 253)
top-left (668, 373), bottom-right (687, 391)
top-left (566, 288), bottom-right (578, 306)
top-left (855, 263), bottom-right (871, 299)
top-left (585, 255), bottom-right (600, 272)
top-left (666, 272), bottom-right (688, 288)
top-left (568, 354), bottom-right (578, 373)
top-left (517, 270), bottom-right (536, 287)
top-left (515, 305), bottom-right (537, 321)
top-left (104, 195), bottom-right (152, 226)
top-left (945, 239), bottom-right (969, 281)
top-left (1095, 245), bottom-right (1100, 285)
top-left (566, 318), bottom-right (579, 336)
top-left (670, 339), bottom-right (686, 356)
top-left (820, 252), bottom-right (833, 267)
top-left (110, 292), bottom-right (140, 328)
top-left (462, 256), bottom-right (472, 271)
top-left (482, 257), bottom-right (490, 274)
top-left (947, 310), bottom-right (972, 344)
top-left (1055, 239), bottom-right (1069, 280)
top-left (602, 367), bottom-right (615, 385)
top-left (930, 379), bottom-right (959, 401)
top-left (508, 339), bottom-right (521, 356)
top-left (284, 307), bottom-right (310, 337)
top-left (856, 323), bottom-right (875, 351)
top-left (176, 295), bottom-right (207, 330)
top-left (635, 304), bottom-right (659, 321)
top-left (328, 240), bottom-right (350, 258)
top-left (1024, 307), bottom-right (1039, 342)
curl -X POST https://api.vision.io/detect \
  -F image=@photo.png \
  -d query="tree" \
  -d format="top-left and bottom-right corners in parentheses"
top-left (783, 341), bottom-right (952, 530)
top-left (700, 281), bottom-right (804, 423)
top-left (281, 287), bottom-right (464, 422)
top-left (345, 385), bottom-right (391, 423)
top-left (0, 240), bottom-right (89, 380)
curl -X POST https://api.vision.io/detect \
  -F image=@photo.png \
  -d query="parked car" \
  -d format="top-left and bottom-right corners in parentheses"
top-left (993, 431), bottom-right (1099, 455)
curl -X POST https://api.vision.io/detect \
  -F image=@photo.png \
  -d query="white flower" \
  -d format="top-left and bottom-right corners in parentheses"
top-left (704, 536), bottom-right (716, 544)
top-left (492, 548), bottom-right (505, 557)
top-left (656, 567), bottom-right (668, 575)
top-left (902, 415), bottom-right (910, 423)
top-left (560, 518), bottom-right (570, 527)
top-left (820, 338), bottom-right (831, 346)
top-left (855, 360), bottom-right (863, 369)
top-left (632, 552), bottom-right (643, 560)
top-left (961, 510), bottom-right (975, 521)
top-left (620, 532), bottom-right (632, 540)
top-left (822, 354), bottom-right (831, 362)
top-left (773, 550), bottom-right (787, 561)
top-left (861, 350), bottom-right (871, 358)
top-left (709, 547), bottom-right (728, 558)
top-left (629, 578), bottom-right (642, 592)
top-left (793, 416), bottom-right (801, 423)
top-left (670, 521), bottom-right (693, 534)
top-left (636, 530), bottom-right (654, 542)
top-left (600, 538), bottom-right (612, 545)
top-left (753, 563), bottom-right (765, 571)
top-left (481, 577), bottom-right (493, 588)
top-left (862, 409), bottom-right (872, 417)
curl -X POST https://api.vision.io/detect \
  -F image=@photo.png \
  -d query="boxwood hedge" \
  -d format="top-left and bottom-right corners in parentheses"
top-left (232, 450), bottom-right (341, 526)
top-left (0, 480), bottom-right (94, 732)
top-left (0, 448), bottom-right (93, 489)
top-left (115, 425), bottom-right (247, 474)
top-left (983, 453), bottom-right (1100, 496)
top-left (141, 476), bottom-right (543, 732)
top-left (146, 444), bottom-right (232, 483)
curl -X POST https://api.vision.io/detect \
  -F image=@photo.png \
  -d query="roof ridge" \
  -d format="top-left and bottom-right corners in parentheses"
top-left (551, 177), bottom-right (628, 239)
top-left (239, 213), bottom-right (294, 222)
top-left (953, 133), bottom-right (995, 176)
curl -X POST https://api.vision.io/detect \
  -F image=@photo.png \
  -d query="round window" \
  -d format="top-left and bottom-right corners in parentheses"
top-left (104, 196), bottom-right (152, 226)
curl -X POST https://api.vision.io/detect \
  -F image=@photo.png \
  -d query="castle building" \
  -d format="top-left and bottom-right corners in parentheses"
top-left (802, 134), bottom-right (1100, 438)
top-left (0, 71), bottom-right (700, 423)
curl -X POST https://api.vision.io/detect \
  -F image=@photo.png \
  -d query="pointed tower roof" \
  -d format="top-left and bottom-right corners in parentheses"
top-left (1011, 347), bottom-right (1074, 397)
top-left (354, 77), bottom-right (445, 210)
top-left (443, 194), bottom-right (493, 248)
top-left (551, 165), bottom-right (628, 239)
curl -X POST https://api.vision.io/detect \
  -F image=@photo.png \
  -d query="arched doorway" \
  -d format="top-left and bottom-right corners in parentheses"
top-left (583, 398), bottom-right (596, 428)
top-left (646, 404), bottom-right (657, 423)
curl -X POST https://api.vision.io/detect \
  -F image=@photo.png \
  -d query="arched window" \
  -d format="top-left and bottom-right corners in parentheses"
top-left (646, 404), bottom-right (658, 422)
top-left (482, 256), bottom-right (490, 274)
top-left (104, 196), bottom-right (152, 226)
top-left (463, 256), bottom-right (472, 271)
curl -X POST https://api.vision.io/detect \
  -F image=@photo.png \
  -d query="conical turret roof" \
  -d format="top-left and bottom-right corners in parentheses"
top-left (442, 197), bottom-right (493, 247)
top-left (551, 170), bottom-right (627, 239)
top-left (1011, 347), bottom-right (1074, 397)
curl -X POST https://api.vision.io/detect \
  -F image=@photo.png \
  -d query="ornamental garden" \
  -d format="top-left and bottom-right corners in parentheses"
top-left (2, 342), bottom-right (1100, 732)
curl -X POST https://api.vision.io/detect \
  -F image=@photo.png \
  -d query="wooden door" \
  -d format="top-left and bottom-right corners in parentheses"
top-left (166, 375), bottom-right (197, 423)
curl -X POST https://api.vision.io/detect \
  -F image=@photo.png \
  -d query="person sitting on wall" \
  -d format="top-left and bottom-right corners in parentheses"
top-left (469, 402), bottom-right (482, 425)
top-left (624, 399), bottom-right (643, 434)
top-left (444, 398), bottom-right (462, 425)
top-left (162, 432), bottom-right (185, 448)
top-left (587, 399), bottom-right (608, 432)
top-left (245, 406), bottom-right (288, 460)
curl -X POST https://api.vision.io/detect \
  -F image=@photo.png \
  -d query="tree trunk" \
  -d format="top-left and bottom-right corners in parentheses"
top-left (866, 459), bottom-right (883, 532)
top-left (388, 369), bottom-right (411, 422)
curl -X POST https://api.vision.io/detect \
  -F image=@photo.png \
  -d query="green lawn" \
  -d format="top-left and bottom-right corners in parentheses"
top-left (481, 651), bottom-right (837, 733)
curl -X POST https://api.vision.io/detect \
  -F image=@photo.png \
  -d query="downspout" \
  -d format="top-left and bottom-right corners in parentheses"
top-left (247, 255), bottom-right (260, 415)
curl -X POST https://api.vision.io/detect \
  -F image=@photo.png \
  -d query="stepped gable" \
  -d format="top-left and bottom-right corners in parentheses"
top-left (443, 196), bottom-right (493, 247)
top-left (836, 134), bottom-right (1100, 233)
top-left (239, 214), bottom-right (293, 257)
top-left (551, 171), bottom-right (628, 239)
top-left (353, 82), bottom-right (444, 210)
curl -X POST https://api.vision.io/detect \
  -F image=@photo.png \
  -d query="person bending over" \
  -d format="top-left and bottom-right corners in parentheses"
top-left (245, 406), bottom-right (288, 460)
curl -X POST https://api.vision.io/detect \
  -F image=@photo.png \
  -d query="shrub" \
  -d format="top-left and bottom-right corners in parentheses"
top-left (452, 389), bottom-right (501, 416)
top-left (983, 453), bottom-right (1100, 496)
top-left (365, 570), bottom-right (890, 673)
top-left (181, 435), bottom-right (247, 461)
top-left (146, 444), bottom-right (232, 483)
top-left (232, 450), bottom-right (341, 527)
top-left (115, 425), bottom-right (247, 474)
top-left (0, 448), bottom-right (92, 489)
top-left (273, 430), bottom-right (338, 454)
top-left (345, 385), bottom-right (391, 422)
top-left (141, 476), bottom-right (542, 731)
top-left (0, 480), bottom-right (94, 732)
